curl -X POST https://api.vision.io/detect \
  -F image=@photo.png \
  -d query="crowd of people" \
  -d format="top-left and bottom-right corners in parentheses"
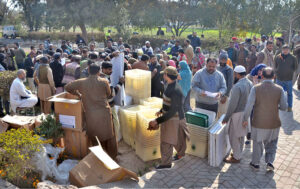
top-left (0, 30), bottom-right (300, 171)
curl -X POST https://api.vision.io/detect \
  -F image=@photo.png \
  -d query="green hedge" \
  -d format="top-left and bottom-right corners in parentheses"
top-left (22, 32), bottom-right (229, 52)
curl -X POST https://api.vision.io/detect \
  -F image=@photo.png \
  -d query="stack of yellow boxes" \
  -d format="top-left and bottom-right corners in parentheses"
top-left (119, 105), bottom-right (148, 149)
top-left (121, 69), bottom-right (164, 161)
top-left (186, 123), bottom-right (211, 158)
top-left (135, 108), bottom-right (161, 161)
top-left (125, 69), bottom-right (151, 104)
top-left (139, 97), bottom-right (163, 109)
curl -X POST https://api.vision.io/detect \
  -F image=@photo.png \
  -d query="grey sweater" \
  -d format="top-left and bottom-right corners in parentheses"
top-left (223, 77), bottom-right (253, 122)
top-left (192, 68), bottom-right (227, 105)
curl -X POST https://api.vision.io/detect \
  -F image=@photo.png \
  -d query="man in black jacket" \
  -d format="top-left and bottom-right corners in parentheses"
top-left (24, 51), bottom-right (36, 92)
top-left (50, 53), bottom-right (64, 92)
top-left (274, 45), bottom-right (298, 112)
top-left (149, 66), bottom-right (189, 170)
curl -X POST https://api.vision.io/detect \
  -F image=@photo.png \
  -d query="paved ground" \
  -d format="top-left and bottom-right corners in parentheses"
top-left (2, 86), bottom-right (300, 189)
top-left (91, 86), bottom-right (300, 189)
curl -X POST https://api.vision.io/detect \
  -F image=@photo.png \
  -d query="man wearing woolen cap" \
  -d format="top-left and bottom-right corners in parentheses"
top-left (222, 65), bottom-right (253, 163)
top-left (148, 66), bottom-right (190, 170)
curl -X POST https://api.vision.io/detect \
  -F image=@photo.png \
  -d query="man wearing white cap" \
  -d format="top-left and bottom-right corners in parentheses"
top-left (142, 41), bottom-right (153, 56)
top-left (222, 65), bottom-right (253, 163)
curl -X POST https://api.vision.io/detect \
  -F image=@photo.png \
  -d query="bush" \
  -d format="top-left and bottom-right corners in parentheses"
top-left (0, 129), bottom-right (43, 187)
top-left (22, 32), bottom-right (230, 53)
top-left (34, 114), bottom-right (64, 140)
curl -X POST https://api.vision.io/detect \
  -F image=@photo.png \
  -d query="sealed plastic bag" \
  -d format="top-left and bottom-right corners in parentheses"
top-left (33, 144), bottom-right (78, 184)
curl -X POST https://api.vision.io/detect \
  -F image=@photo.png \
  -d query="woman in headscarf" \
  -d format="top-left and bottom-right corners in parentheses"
top-left (178, 61), bottom-right (192, 112)
top-left (168, 60), bottom-right (177, 68)
top-left (192, 47), bottom-right (206, 74)
top-left (247, 63), bottom-right (267, 85)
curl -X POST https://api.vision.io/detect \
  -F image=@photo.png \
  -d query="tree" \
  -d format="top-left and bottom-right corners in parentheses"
top-left (126, 0), bottom-right (164, 31)
top-left (0, 0), bottom-right (9, 24)
top-left (11, 0), bottom-right (46, 31)
top-left (46, 0), bottom-right (115, 43)
top-left (162, 0), bottom-right (200, 36)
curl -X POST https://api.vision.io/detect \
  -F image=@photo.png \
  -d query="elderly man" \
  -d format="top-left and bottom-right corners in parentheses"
top-left (243, 67), bottom-right (287, 172)
top-left (192, 58), bottom-right (227, 114)
top-left (65, 63), bottom-right (117, 160)
top-left (222, 65), bottom-right (253, 163)
top-left (274, 45), bottom-right (298, 112)
top-left (10, 69), bottom-right (38, 113)
top-left (256, 41), bottom-right (274, 68)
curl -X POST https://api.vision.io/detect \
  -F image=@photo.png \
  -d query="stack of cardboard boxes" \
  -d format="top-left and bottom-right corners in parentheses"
top-left (49, 92), bottom-right (91, 159)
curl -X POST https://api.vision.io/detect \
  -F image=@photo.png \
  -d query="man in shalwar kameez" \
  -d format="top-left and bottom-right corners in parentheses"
top-left (222, 65), bottom-right (253, 163)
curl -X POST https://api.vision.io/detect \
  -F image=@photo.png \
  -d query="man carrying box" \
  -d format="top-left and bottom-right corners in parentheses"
top-left (65, 63), bottom-right (117, 160)
top-left (148, 66), bottom-right (189, 170)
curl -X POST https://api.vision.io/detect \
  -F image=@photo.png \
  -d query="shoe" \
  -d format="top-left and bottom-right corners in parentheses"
top-left (172, 154), bottom-right (184, 161)
top-left (287, 107), bottom-right (292, 112)
top-left (247, 133), bottom-right (251, 140)
top-left (266, 163), bottom-right (274, 172)
top-left (155, 164), bottom-right (172, 170)
top-left (249, 162), bottom-right (260, 171)
top-left (0, 112), bottom-right (5, 118)
top-left (224, 156), bottom-right (240, 163)
top-left (245, 140), bottom-right (250, 145)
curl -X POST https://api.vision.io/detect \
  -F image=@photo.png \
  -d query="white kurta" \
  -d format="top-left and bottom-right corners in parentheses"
top-left (9, 78), bottom-right (38, 112)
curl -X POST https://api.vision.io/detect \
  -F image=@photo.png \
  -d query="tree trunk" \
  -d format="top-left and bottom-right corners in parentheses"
top-left (78, 22), bottom-right (88, 44)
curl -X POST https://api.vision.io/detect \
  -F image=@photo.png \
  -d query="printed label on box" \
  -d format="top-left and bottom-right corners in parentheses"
top-left (59, 114), bottom-right (76, 129)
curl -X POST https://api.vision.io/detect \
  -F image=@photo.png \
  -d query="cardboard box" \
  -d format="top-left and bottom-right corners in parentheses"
top-left (49, 92), bottom-right (83, 131)
top-left (2, 115), bottom-right (35, 130)
top-left (0, 119), bottom-right (8, 133)
top-left (64, 129), bottom-right (91, 159)
top-left (69, 145), bottom-right (139, 187)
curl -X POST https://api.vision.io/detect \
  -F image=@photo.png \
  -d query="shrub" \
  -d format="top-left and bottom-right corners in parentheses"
top-left (0, 129), bottom-right (43, 186)
top-left (34, 114), bottom-right (64, 140)
top-left (22, 32), bottom-right (230, 53)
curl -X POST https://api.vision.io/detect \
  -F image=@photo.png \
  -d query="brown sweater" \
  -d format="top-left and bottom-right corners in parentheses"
top-left (252, 82), bottom-right (283, 129)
